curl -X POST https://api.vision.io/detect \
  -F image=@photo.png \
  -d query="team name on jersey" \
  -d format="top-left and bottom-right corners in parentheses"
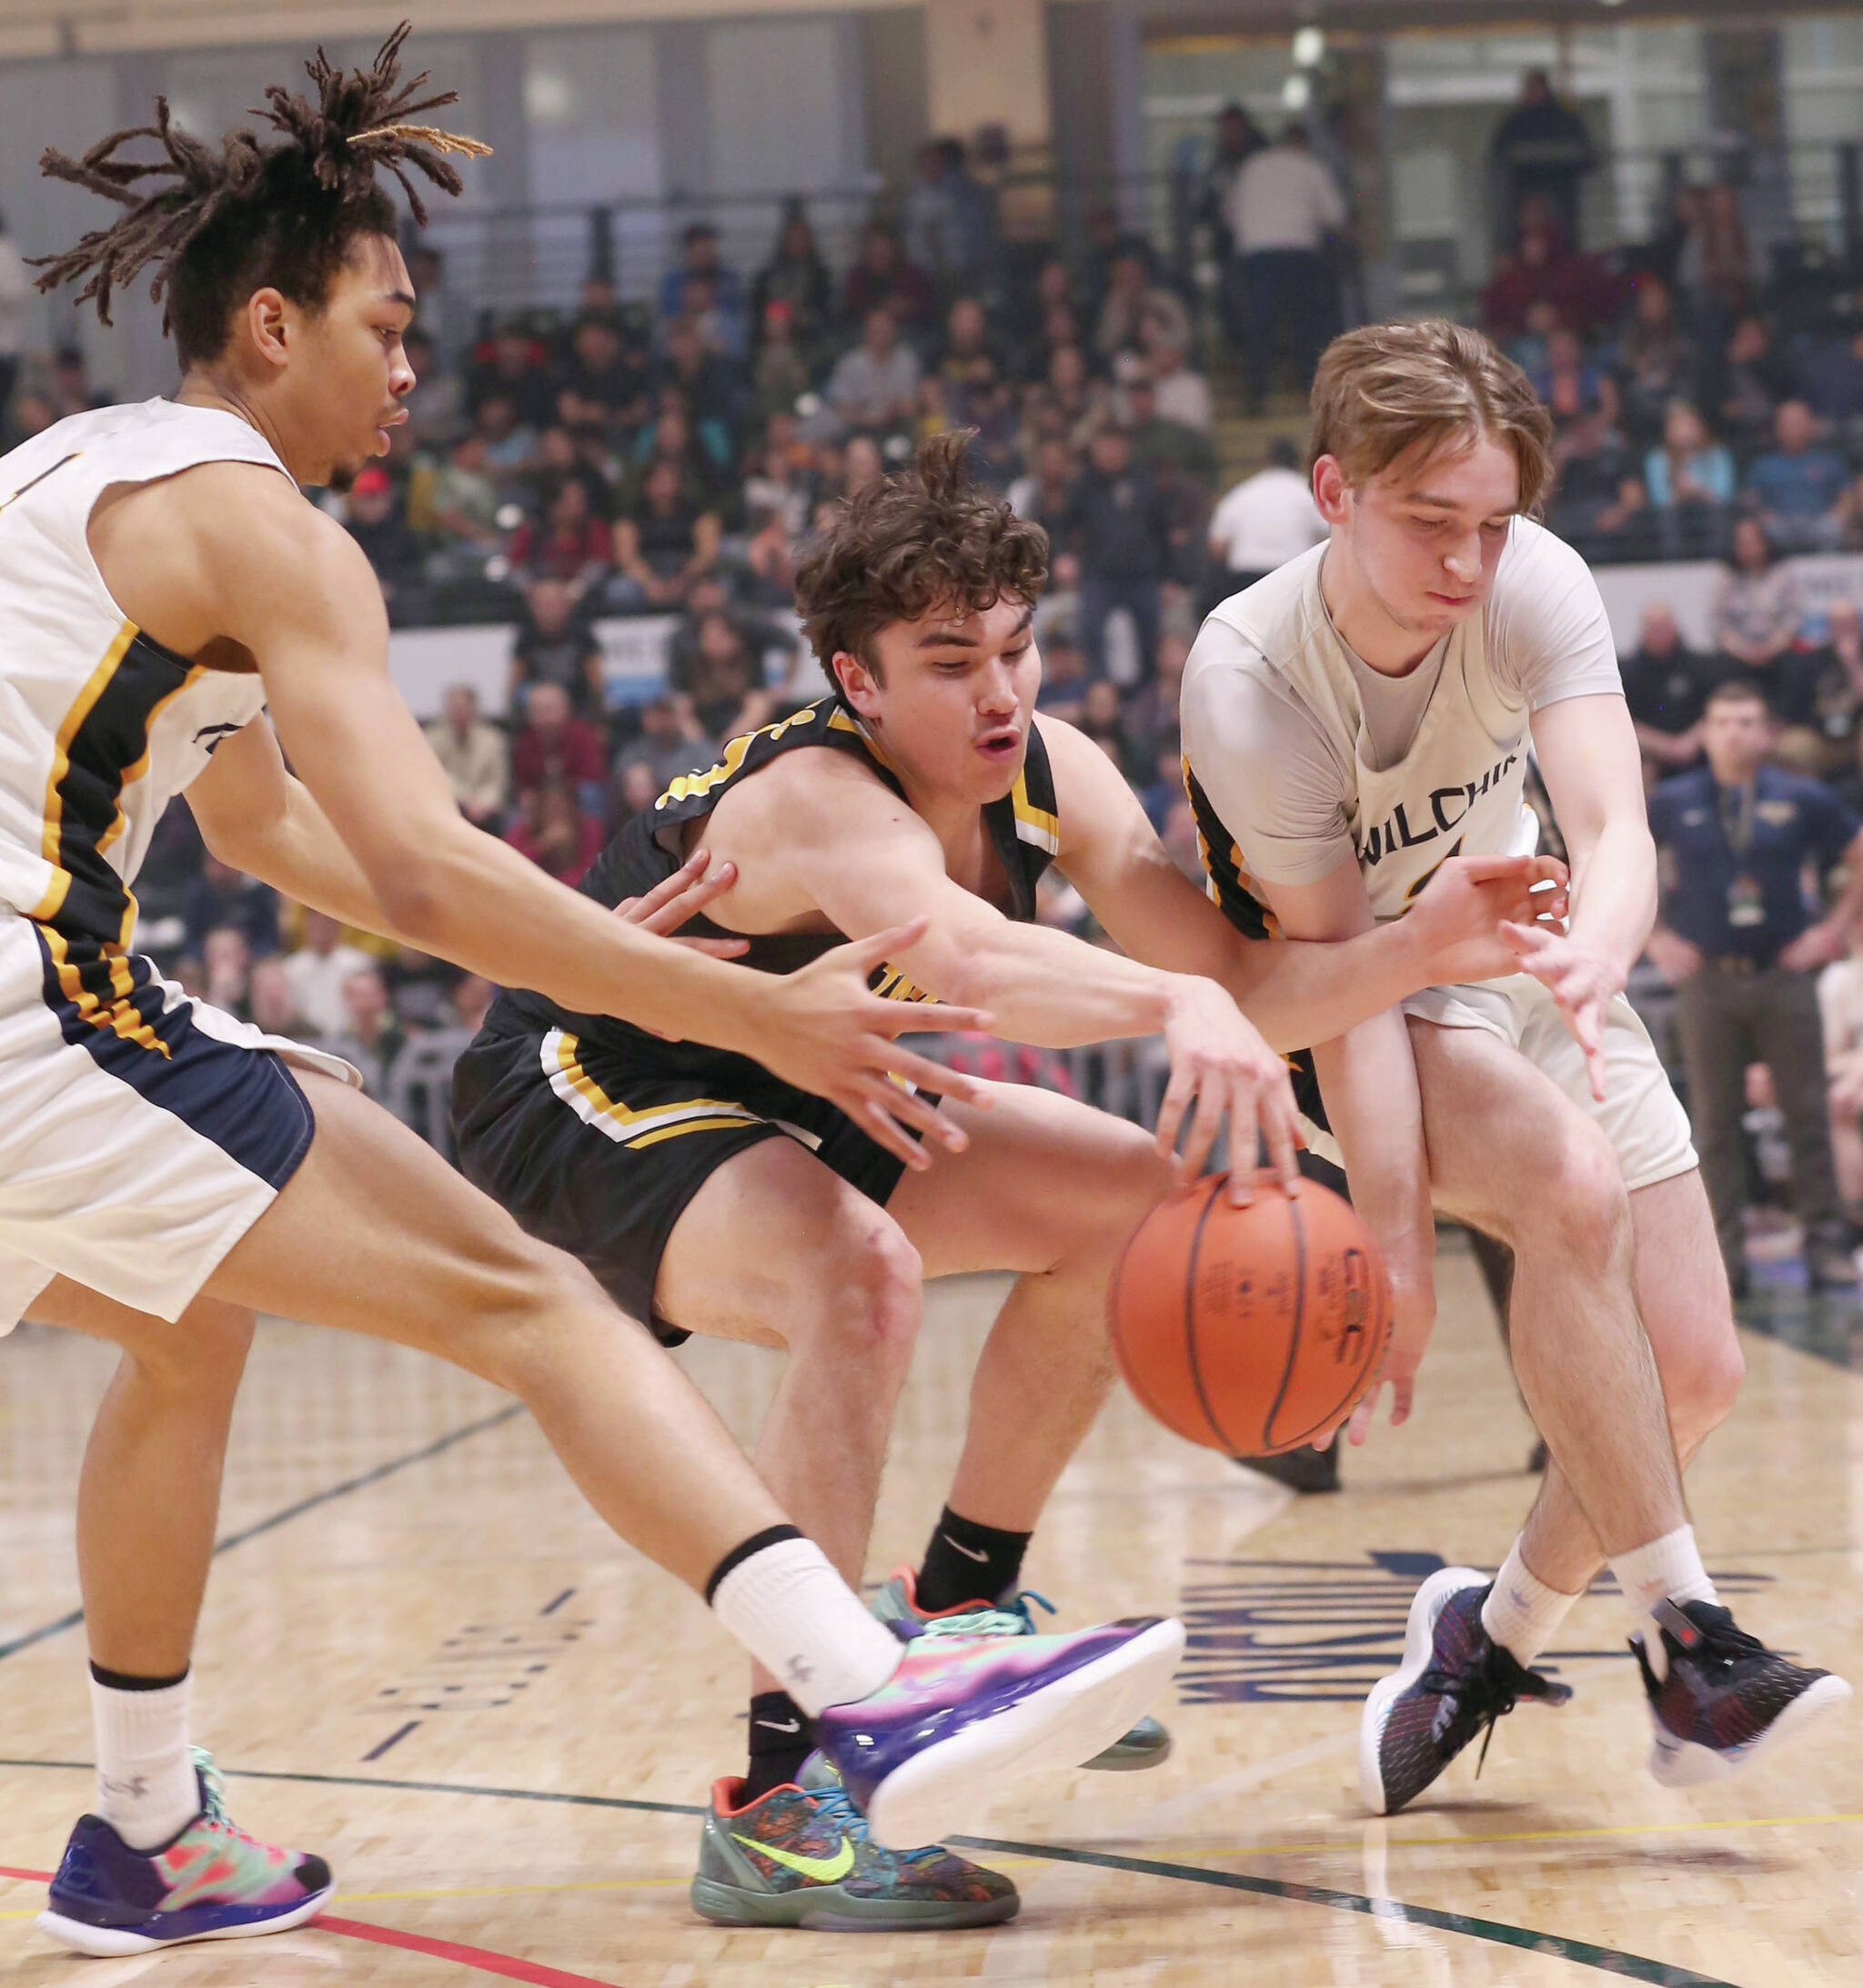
top-left (1359, 747), bottom-right (1520, 868)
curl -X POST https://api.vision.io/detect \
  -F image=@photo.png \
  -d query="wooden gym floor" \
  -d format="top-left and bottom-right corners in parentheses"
top-left (0, 1233), bottom-right (1858, 1985)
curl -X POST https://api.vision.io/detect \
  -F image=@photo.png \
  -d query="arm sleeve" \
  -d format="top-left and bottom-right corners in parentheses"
top-left (1487, 521), bottom-right (1625, 711)
top-left (1180, 626), bottom-right (1356, 886)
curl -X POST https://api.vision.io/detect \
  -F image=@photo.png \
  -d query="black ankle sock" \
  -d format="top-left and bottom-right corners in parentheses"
top-left (742, 1690), bottom-right (813, 1801)
top-left (915, 1506), bottom-right (1032, 1614)
top-left (89, 1661), bottom-right (189, 1692)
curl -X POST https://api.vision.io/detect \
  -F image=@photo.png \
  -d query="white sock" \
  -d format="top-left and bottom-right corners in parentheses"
top-left (89, 1669), bottom-right (200, 1851)
top-left (1479, 1539), bottom-right (1581, 1665)
top-left (1609, 1527), bottom-right (1717, 1679)
top-left (707, 1529), bottom-right (901, 1718)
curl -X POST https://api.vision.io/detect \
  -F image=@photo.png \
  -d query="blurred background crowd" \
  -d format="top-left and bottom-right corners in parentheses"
top-left (5, 28), bottom-right (1863, 1302)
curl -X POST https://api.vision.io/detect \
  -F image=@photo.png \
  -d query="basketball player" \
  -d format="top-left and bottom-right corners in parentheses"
top-left (7, 35), bottom-right (1187, 1954)
top-left (455, 433), bottom-right (1569, 1928)
top-left (1179, 319), bottom-right (1849, 1816)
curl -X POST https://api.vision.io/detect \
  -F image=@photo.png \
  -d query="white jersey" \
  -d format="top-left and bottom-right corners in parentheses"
top-left (0, 399), bottom-right (289, 957)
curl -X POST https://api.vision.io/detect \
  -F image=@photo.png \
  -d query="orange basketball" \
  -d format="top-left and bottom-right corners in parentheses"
top-left (1108, 1172), bottom-right (1392, 1458)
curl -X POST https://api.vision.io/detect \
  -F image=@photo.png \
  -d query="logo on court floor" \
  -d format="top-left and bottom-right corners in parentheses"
top-left (1177, 1554), bottom-right (1774, 1705)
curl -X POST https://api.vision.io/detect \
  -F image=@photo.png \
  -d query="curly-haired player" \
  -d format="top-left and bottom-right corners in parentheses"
top-left (454, 429), bottom-right (1567, 1931)
top-left (5, 28), bottom-right (1195, 1955)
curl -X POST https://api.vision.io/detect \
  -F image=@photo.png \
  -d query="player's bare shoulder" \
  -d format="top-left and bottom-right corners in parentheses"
top-left (91, 456), bottom-right (383, 667)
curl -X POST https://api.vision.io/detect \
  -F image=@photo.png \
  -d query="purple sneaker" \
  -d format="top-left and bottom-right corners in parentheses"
top-left (815, 1615), bottom-right (1184, 1849)
top-left (37, 1751), bottom-right (332, 1956)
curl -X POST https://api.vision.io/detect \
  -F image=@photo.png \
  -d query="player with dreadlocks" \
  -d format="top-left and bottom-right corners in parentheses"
top-left (6, 26), bottom-right (1183, 1955)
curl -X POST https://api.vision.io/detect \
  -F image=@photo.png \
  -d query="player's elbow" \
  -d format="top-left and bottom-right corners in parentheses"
top-left (372, 859), bottom-right (451, 946)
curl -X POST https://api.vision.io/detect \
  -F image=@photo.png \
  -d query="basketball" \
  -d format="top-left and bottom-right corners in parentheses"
top-left (1108, 1173), bottom-right (1392, 1458)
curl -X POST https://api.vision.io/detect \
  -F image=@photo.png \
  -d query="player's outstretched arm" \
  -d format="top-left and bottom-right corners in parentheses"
top-left (1510, 694), bottom-right (1656, 1101)
top-left (725, 748), bottom-right (1299, 1192)
top-left (1254, 857), bottom-right (1437, 1439)
top-left (1039, 716), bottom-right (1568, 1049)
top-left (147, 470), bottom-right (990, 1163)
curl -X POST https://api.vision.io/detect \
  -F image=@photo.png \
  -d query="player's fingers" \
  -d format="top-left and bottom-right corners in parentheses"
top-left (1261, 1081), bottom-right (1303, 1191)
top-left (1224, 1089), bottom-right (1257, 1206)
top-left (670, 935), bottom-right (750, 958)
top-left (857, 1096), bottom-right (932, 1170)
top-left (1455, 853), bottom-right (1537, 882)
top-left (617, 853), bottom-right (738, 933)
top-left (841, 916), bottom-right (929, 975)
top-left (1178, 1073), bottom-right (1221, 1181)
top-left (1347, 1388), bottom-right (1379, 1447)
top-left (1153, 1060), bottom-right (1195, 1165)
top-left (619, 846), bottom-right (708, 918)
top-left (865, 1035), bottom-right (993, 1105)
top-left (1390, 1371), bottom-right (1415, 1427)
top-left (861, 1075), bottom-right (969, 1151)
top-left (1500, 919), bottom-right (1552, 956)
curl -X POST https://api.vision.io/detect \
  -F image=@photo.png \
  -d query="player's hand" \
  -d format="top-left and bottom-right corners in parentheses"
top-left (750, 917), bottom-right (994, 1171)
top-left (1405, 853), bottom-right (1569, 984)
top-left (1345, 1265), bottom-right (1435, 1445)
top-left (612, 847), bottom-right (749, 958)
top-left (1502, 922), bottom-right (1619, 1101)
top-left (1154, 976), bottom-right (1302, 1206)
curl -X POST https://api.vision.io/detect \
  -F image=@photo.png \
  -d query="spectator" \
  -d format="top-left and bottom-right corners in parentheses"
top-left (331, 964), bottom-right (408, 1100)
top-left (657, 223), bottom-right (745, 356)
top-left (1199, 104), bottom-right (1269, 353)
top-left (1122, 368), bottom-right (1218, 486)
top-left (511, 577), bottom-right (606, 715)
top-left (1488, 68), bottom-right (1596, 246)
top-left (841, 223), bottom-right (937, 336)
top-left (342, 467), bottom-right (426, 611)
top-left (1007, 435), bottom-right (1077, 536)
top-left (467, 318), bottom-right (554, 428)
top-left (552, 309), bottom-right (650, 431)
top-left (1800, 326), bottom-right (1863, 429)
top-left (422, 683), bottom-right (510, 828)
top-left (1831, 707), bottom-right (1863, 823)
top-left (658, 315), bottom-right (742, 447)
top-left (1126, 629), bottom-right (1191, 774)
top-left (408, 430), bottom-right (500, 551)
top-left (1077, 678), bottom-right (1133, 774)
top-left (247, 954), bottom-right (301, 1038)
top-left (1694, 183), bottom-right (1753, 326)
top-left (1140, 328), bottom-right (1212, 435)
top-left (934, 298), bottom-right (999, 411)
top-left (1646, 680), bottom-right (1863, 1290)
top-left (510, 475), bottom-right (611, 594)
top-left (1621, 601), bottom-right (1713, 776)
top-left (1060, 423), bottom-right (1172, 682)
top-left (450, 973), bottom-right (497, 1035)
top-left (612, 458), bottom-right (721, 611)
top-left (748, 300), bottom-right (812, 425)
top-left (280, 909), bottom-right (375, 1040)
top-left (751, 206), bottom-right (833, 359)
top-left (401, 326), bottom-right (466, 445)
top-left (1800, 598), bottom-right (1863, 773)
top-left (1744, 400), bottom-right (1852, 553)
top-left (1545, 404), bottom-right (1649, 559)
top-left (48, 345), bottom-right (103, 419)
top-left (0, 210), bottom-right (26, 417)
top-left (1643, 399), bottom-right (1734, 558)
top-left (1712, 519), bottom-right (1803, 691)
top-left (473, 392), bottom-right (540, 495)
top-left (1712, 314), bottom-right (1797, 454)
top-left (1204, 435), bottom-right (1327, 601)
top-left (180, 855), bottom-right (279, 962)
top-left (1532, 324), bottom-right (1619, 442)
top-left (1034, 623), bottom-right (1091, 722)
top-left (1482, 203), bottom-right (1618, 342)
top-left (631, 394), bottom-right (730, 495)
top-left (826, 308), bottom-right (921, 435)
top-left (671, 608), bottom-right (775, 742)
top-left (1090, 241), bottom-right (1157, 361)
top-left (740, 419), bottom-right (813, 538)
top-left (1225, 124), bottom-right (1345, 408)
top-left (406, 243), bottom-right (468, 372)
top-left (1615, 275), bottom-right (1696, 446)
top-left (201, 925), bottom-right (254, 1024)
top-left (505, 780), bottom-right (604, 887)
top-left (510, 679), bottom-right (609, 816)
top-left (740, 503), bottom-right (799, 609)
top-left (613, 691), bottom-right (714, 797)
top-left (900, 141), bottom-right (966, 290)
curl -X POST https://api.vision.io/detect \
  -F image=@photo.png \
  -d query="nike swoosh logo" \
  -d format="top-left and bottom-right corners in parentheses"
top-left (731, 1831), bottom-right (853, 1883)
top-left (942, 1535), bottom-right (990, 1562)
top-left (754, 1718), bottom-right (801, 1734)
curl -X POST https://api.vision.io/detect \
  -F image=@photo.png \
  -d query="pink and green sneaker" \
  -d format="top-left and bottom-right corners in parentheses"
top-left (37, 1749), bottom-right (333, 1956)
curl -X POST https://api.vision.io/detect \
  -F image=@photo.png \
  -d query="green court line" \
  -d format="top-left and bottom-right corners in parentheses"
top-left (0, 1758), bottom-right (1736, 1983)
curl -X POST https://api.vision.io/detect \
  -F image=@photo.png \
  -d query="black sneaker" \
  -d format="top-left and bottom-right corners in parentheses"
top-left (1359, 1568), bottom-right (1573, 1815)
top-left (1634, 1599), bottom-right (1851, 1788)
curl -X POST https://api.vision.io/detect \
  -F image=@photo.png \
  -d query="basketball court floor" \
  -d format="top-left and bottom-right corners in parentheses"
top-left (0, 1233), bottom-right (1857, 1985)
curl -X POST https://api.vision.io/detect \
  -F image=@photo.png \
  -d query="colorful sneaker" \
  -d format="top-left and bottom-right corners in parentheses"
top-left (1634, 1599), bottom-right (1852, 1788)
top-left (872, 1569), bottom-right (1173, 1771)
top-left (1359, 1568), bottom-right (1571, 1816)
top-left (37, 1750), bottom-right (333, 1956)
top-left (690, 1752), bottom-right (1018, 1930)
top-left (817, 1609), bottom-right (1183, 1849)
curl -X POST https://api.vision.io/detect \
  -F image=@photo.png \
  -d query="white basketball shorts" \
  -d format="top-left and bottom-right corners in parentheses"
top-left (0, 915), bottom-right (358, 1335)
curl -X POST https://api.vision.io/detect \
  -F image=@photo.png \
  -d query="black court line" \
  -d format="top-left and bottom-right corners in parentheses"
top-left (0, 1402), bottom-right (526, 1663)
top-left (0, 1759), bottom-right (1736, 1983)
top-left (362, 1721), bottom-right (422, 1762)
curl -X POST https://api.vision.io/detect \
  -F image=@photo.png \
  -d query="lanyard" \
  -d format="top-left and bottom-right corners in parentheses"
top-left (1717, 780), bottom-right (1757, 861)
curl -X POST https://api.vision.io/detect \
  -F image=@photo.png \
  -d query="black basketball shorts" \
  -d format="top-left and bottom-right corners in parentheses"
top-left (451, 1018), bottom-right (912, 1345)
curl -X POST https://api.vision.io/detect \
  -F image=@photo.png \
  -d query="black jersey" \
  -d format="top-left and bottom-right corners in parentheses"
top-left (489, 695), bottom-right (1061, 1063)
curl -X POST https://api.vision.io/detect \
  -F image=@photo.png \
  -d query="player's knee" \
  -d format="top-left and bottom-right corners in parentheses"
top-left (812, 1215), bottom-right (922, 1365)
top-left (1664, 1323), bottom-right (1746, 1448)
top-left (131, 1298), bottom-right (255, 1395)
top-left (1530, 1127), bottom-right (1629, 1268)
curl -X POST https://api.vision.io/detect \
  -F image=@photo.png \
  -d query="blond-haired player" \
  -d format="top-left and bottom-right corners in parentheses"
top-left (1181, 319), bottom-right (1848, 1812)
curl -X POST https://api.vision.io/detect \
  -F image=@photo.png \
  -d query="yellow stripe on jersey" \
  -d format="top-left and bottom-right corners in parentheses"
top-left (656, 705), bottom-right (821, 810)
top-left (40, 927), bottom-right (171, 1060)
top-left (29, 618), bottom-right (137, 923)
top-left (1009, 771), bottom-right (1060, 854)
top-left (825, 704), bottom-right (900, 774)
top-left (542, 1028), bottom-right (761, 1148)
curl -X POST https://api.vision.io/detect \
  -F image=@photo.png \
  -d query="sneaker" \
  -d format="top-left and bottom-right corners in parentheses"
top-left (872, 1569), bottom-right (1173, 1771)
top-left (816, 1608), bottom-right (1183, 1848)
top-left (1635, 1599), bottom-right (1852, 1788)
top-left (1234, 1446), bottom-right (1341, 1494)
top-left (37, 1751), bottom-right (333, 1957)
top-left (1359, 1568), bottom-right (1572, 1816)
top-left (690, 1751), bottom-right (1018, 1930)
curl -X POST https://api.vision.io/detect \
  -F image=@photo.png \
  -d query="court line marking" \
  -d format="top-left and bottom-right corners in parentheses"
top-left (0, 1766), bottom-right (1777, 1984)
top-left (0, 1869), bottom-right (624, 1988)
top-left (0, 1402), bottom-right (526, 1663)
